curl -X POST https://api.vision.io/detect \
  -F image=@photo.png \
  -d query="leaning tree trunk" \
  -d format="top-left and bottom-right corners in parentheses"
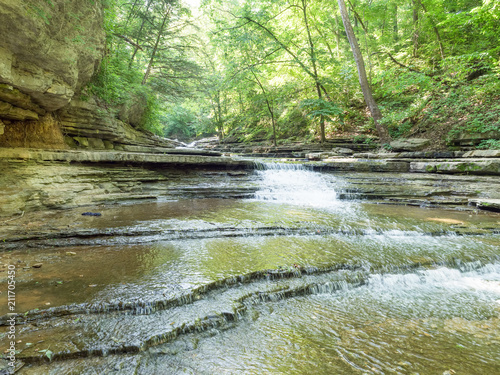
top-left (142, 5), bottom-right (171, 85)
top-left (412, 0), bottom-right (419, 57)
top-left (251, 70), bottom-right (277, 147)
top-left (302, 0), bottom-right (326, 143)
top-left (337, 0), bottom-right (391, 144)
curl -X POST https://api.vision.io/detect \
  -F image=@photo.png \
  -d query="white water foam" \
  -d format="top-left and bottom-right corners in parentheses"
top-left (254, 163), bottom-right (344, 208)
top-left (367, 263), bottom-right (500, 296)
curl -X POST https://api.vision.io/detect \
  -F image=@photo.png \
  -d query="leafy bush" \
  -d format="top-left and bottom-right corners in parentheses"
top-left (87, 49), bottom-right (165, 134)
top-left (477, 139), bottom-right (500, 150)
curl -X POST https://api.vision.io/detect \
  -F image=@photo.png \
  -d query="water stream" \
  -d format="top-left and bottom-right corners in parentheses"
top-left (1, 163), bottom-right (499, 374)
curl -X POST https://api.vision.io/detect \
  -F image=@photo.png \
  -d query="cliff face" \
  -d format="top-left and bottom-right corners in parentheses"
top-left (0, 0), bottom-right (104, 118)
top-left (0, 0), bottom-right (179, 151)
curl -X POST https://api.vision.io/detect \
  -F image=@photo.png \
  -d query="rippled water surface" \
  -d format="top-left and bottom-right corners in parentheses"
top-left (1, 163), bottom-right (499, 374)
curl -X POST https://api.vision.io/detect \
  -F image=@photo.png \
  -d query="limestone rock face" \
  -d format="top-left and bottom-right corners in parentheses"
top-left (58, 98), bottom-right (182, 151)
top-left (0, 0), bottom-right (105, 119)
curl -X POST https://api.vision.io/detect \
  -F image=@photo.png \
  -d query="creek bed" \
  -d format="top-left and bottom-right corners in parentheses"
top-left (1, 163), bottom-right (499, 374)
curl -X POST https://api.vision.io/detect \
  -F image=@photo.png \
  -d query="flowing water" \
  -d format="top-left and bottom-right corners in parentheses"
top-left (1, 163), bottom-right (499, 374)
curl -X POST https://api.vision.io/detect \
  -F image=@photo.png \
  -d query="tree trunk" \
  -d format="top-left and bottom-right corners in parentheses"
top-left (142, 5), bottom-right (171, 85)
top-left (416, 0), bottom-right (445, 59)
top-left (337, 0), bottom-right (391, 143)
top-left (412, 0), bottom-right (419, 57)
top-left (301, 0), bottom-right (326, 143)
top-left (251, 70), bottom-right (277, 147)
top-left (212, 90), bottom-right (224, 141)
top-left (335, 16), bottom-right (341, 58)
top-left (393, 4), bottom-right (398, 42)
top-left (130, 0), bottom-right (153, 67)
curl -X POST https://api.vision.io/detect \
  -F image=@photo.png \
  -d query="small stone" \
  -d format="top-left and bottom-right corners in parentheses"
top-left (32, 263), bottom-right (43, 268)
top-left (66, 251), bottom-right (77, 256)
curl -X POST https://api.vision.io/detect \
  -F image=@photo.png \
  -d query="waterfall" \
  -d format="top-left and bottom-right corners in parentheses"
top-left (254, 162), bottom-right (343, 208)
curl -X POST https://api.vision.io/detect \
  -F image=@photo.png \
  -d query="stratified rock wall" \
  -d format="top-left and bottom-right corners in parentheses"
top-left (0, 0), bottom-right (105, 117)
top-left (58, 98), bottom-right (181, 151)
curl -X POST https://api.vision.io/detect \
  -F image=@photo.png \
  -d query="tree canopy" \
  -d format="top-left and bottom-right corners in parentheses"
top-left (89, 0), bottom-right (500, 148)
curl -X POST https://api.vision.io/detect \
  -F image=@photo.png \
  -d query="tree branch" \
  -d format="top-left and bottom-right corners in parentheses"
top-left (114, 34), bottom-right (144, 50)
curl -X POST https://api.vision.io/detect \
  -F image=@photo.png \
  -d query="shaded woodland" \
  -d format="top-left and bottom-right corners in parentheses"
top-left (90, 0), bottom-right (500, 149)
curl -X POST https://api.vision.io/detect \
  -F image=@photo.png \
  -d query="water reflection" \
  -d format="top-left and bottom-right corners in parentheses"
top-left (2, 163), bottom-right (499, 374)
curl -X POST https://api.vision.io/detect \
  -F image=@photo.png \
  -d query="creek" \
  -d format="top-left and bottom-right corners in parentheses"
top-left (1, 162), bottom-right (499, 374)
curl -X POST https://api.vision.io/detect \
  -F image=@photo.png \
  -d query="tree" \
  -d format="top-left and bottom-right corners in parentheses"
top-left (337, 0), bottom-right (391, 143)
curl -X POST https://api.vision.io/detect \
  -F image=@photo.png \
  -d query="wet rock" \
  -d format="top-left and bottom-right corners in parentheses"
top-left (469, 199), bottom-right (500, 212)
top-left (398, 151), bottom-right (464, 159)
top-left (81, 212), bottom-right (102, 217)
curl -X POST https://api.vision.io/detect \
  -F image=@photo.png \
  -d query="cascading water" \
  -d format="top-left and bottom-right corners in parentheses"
top-left (254, 162), bottom-right (345, 209)
top-left (1, 162), bottom-right (499, 374)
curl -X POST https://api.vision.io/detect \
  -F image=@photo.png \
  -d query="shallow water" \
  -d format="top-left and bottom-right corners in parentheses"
top-left (1, 163), bottom-right (499, 374)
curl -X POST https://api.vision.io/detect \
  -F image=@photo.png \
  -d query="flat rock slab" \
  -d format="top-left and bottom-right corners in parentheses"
top-left (390, 138), bottom-right (430, 151)
top-left (319, 158), bottom-right (410, 172)
top-left (353, 151), bottom-right (465, 159)
top-left (463, 150), bottom-right (500, 158)
top-left (410, 160), bottom-right (500, 175)
top-left (469, 199), bottom-right (500, 212)
top-left (0, 148), bottom-right (253, 168)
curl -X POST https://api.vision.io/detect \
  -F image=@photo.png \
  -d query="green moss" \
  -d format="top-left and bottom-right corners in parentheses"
top-left (457, 163), bottom-right (482, 172)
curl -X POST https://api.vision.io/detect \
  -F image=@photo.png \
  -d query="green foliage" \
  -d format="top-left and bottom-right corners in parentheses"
top-left (477, 139), bottom-right (500, 150)
top-left (440, 52), bottom-right (495, 82)
top-left (277, 105), bottom-right (311, 140)
top-left (353, 135), bottom-right (376, 145)
top-left (300, 99), bottom-right (344, 124)
top-left (161, 105), bottom-right (199, 141)
top-left (374, 68), bottom-right (434, 137)
top-left (88, 0), bottom-right (500, 144)
top-left (38, 349), bottom-right (53, 362)
top-left (88, 50), bottom-right (144, 106)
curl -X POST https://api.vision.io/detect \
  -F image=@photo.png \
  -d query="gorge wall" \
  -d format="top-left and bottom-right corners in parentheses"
top-left (0, 0), bottom-right (104, 147)
top-left (0, 0), bottom-right (178, 151)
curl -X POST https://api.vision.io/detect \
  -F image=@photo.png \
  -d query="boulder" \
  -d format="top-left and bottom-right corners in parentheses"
top-left (306, 152), bottom-right (323, 161)
top-left (332, 147), bottom-right (354, 155)
top-left (118, 94), bottom-right (148, 128)
top-left (390, 138), bottom-right (430, 151)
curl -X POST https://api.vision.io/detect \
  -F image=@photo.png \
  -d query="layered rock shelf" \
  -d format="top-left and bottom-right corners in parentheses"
top-left (0, 147), bottom-right (251, 166)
